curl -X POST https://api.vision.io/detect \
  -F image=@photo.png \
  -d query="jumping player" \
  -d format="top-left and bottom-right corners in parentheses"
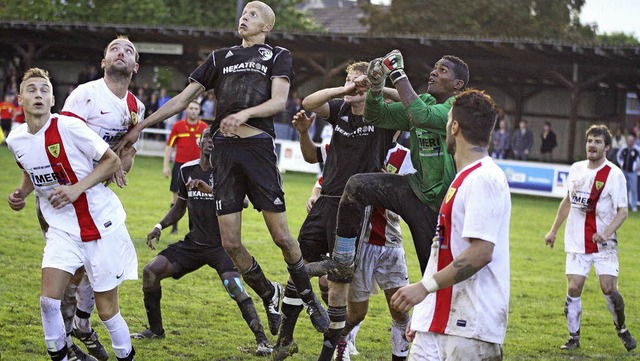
top-left (115, 0), bottom-right (328, 337)
top-left (7, 67), bottom-right (138, 361)
top-left (545, 124), bottom-right (636, 351)
top-left (131, 128), bottom-right (272, 356)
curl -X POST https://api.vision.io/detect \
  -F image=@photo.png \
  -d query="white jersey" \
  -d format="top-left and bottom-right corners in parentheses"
top-left (7, 115), bottom-right (126, 241)
top-left (412, 156), bottom-right (511, 345)
top-left (564, 160), bottom-right (627, 254)
top-left (61, 78), bottom-right (145, 149)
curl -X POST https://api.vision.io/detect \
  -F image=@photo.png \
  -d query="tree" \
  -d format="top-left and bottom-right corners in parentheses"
top-left (362, 0), bottom-right (600, 42)
top-left (0, 0), bottom-right (318, 31)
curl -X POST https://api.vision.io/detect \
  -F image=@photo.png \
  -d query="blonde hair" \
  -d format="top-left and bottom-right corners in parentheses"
top-left (20, 68), bottom-right (52, 94)
top-left (247, 1), bottom-right (276, 28)
top-left (346, 61), bottom-right (368, 75)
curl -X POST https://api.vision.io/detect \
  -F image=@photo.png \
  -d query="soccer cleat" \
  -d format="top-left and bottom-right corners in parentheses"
top-left (130, 328), bottom-right (166, 340)
top-left (305, 259), bottom-right (340, 278)
top-left (68, 344), bottom-right (98, 361)
top-left (346, 338), bottom-right (359, 356)
top-left (73, 329), bottom-right (109, 361)
top-left (263, 281), bottom-right (283, 335)
top-left (256, 340), bottom-right (273, 356)
top-left (305, 294), bottom-right (330, 333)
top-left (560, 337), bottom-right (580, 350)
top-left (333, 339), bottom-right (350, 361)
top-left (272, 340), bottom-right (298, 361)
top-left (618, 330), bottom-right (637, 351)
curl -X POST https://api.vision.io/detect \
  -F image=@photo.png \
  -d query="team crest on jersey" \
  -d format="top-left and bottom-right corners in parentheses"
top-left (445, 187), bottom-right (456, 203)
top-left (47, 143), bottom-right (61, 158)
top-left (258, 47), bottom-right (273, 61)
top-left (386, 163), bottom-right (398, 174)
top-left (131, 111), bottom-right (139, 125)
top-left (595, 180), bottom-right (604, 191)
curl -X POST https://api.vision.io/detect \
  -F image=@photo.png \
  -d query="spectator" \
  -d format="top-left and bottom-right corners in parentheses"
top-left (616, 134), bottom-right (640, 212)
top-left (540, 121), bottom-right (558, 162)
top-left (0, 92), bottom-right (16, 141)
top-left (512, 119), bottom-right (533, 161)
top-left (77, 65), bottom-right (100, 85)
top-left (201, 91), bottom-right (215, 119)
top-left (491, 119), bottom-right (510, 159)
top-left (609, 127), bottom-right (626, 164)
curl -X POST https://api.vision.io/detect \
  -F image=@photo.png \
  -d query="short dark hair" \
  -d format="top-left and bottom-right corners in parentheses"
top-left (585, 124), bottom-right (612, 147)
top-left (443, 55), bottom-right (469, 90)
top-left (452, 89), bottom-right (497, 147)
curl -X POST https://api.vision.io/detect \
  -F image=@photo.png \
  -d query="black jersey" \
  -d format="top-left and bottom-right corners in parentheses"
top-left (319, 99), bottom-right (395, 196)
top-left (177, 159), bottom-right (222, 247)
top-left (189, 44), bottom-right (294, 138)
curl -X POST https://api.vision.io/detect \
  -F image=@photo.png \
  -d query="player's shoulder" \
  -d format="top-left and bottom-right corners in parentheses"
top-left (179, 159), bottom-right (201, 178)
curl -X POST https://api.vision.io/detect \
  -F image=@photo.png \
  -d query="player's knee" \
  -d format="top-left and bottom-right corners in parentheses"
top-left (223, 275), bottom-right (247, 301)
top-left (142, 264), bottom-right (161, 289)
top-left (601, 284), bottom-right (617, 296)
top-left (344, 174), bottom-right (366, 197)
top-left (222, 237), bottom-right (242, 253)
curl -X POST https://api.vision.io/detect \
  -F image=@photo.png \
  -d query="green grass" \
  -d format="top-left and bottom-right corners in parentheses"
top-left (1, 145), bottom-right (639, 360)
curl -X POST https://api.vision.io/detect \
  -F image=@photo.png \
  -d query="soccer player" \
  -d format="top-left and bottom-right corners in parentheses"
top-left (390, 89), bottom-right (510, 360)
top-left (115, 1), bottom-right (329, 337)
top-left (271, 62), bottom-right (396, 360)
top-left (131, 128), bottom-right (272, 355)
top-left (7, 68), bottom-right (137, 361)
top-left (545, 124), bottom-right (636, 351)
top-left (57, 35), bottom-right (146, 361)
top-left (162, 101), bottom-right (208, 234)
top-left (316, 51), bottom-right (468, 358)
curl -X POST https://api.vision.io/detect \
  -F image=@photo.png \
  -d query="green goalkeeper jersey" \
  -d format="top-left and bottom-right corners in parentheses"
top-left (364, 91), bottom-right (457, 209)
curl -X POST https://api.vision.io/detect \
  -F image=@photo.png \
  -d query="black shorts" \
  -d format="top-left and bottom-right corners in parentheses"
top-left (211, 137), bottom-right (285, 215)
top-left (298, 196), bottom-right (340, 262)
top-left (169, 162), bottom-right (183, 193)
top-left (1, 118), bottom-right (11, 136)
top-left (159, 240), bottom-right (236, 279)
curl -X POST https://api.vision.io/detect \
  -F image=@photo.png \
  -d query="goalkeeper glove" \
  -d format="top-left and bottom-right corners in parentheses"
top-left (367, 58), bottom-right (386, 95)
top-left (381, 49), bottom-right (407, 85)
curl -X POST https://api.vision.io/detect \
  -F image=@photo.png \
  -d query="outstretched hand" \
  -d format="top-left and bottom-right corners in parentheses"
top-left (147, 227), bottom-right (161, 250)
top-left (292, 110), bottom-right (315, 134)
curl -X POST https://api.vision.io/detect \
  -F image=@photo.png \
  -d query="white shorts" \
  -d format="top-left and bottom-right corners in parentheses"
top-left (565, 242), bottom-right (619, 278)
top-left (43, 224), bottom-right (138, 292)
top-left (409, 331), bottom-right (502, 361)
top-left (349, 242), bottom-right (408, 303)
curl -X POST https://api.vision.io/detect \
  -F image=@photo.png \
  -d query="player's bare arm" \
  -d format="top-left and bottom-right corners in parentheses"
top-left (147, 197), bottom-right (188, 250)
top-left (292, 111), bottom-right (319, 163)
top-left (307, 183), bottom-right (321, 213)
top-left (391, 238), bottom-right (494, 313)
top-left (8, 171), bottom-right (35, 211)
top-left (115, 82), bottom-right (205, 152)
top-left (593, 206), bottom-right (628, 243)
top-left (48, 148), bottom-right (120, 209)
top-left (545, 194), bottom-right (571, 249)
top-left (302, 84), bottom-right (358, 118)
top-left (219, 77), bottom-right (289, 134)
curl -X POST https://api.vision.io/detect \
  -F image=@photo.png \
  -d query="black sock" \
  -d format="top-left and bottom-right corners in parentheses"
top-left (286, 257), bottom-right (314, 304)
top-left (143, 288), bottom-right (164, 335)
top-left (48, 345), bottom-right (68, 361)
top-left (116, 346), bottom-right (135, 361)
top-left (237, 298), bottom-right (268, 343)
top-left (318, 306), bottom-right (346, 361)
top-left (276, 281), bottom-right (304, 346)
top-left (242, 258), bottom-right (274, 301)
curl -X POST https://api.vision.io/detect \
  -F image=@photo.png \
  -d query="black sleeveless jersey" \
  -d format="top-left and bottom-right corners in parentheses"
top-left (189, 44), bottom-right (294, 138)
top-left (319, 99), bottom-right (395, 196)
top-left (177, 160), bottom-right (221, 247)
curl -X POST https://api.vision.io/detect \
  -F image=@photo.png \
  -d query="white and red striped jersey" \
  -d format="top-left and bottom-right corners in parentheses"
top-left (564, 160), bottom-right (627, 254)
top-left (7, 115), bottom-right (126, 241)
top-left (61, 78), bottom-right (145, 149)
top-left (318, 142), bottom-right (415, 247)
top-left (412, 156), bottom-right (511, 344)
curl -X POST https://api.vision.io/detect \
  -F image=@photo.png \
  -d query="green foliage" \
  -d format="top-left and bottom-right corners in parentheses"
top-left (1, 146), bottom-right (639, 360)
top-left (363, 0), bottom-right (601, 42)
top-left (597, 32), bottom-right (640, 46)
top-left (0, 0), bottom-right (319, 31)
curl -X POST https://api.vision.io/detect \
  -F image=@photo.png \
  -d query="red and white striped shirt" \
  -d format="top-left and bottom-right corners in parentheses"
top-left (7, 115), bottom-right (126, 241)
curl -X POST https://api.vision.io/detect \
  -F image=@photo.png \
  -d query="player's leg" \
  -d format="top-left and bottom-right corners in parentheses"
top-left (94, 289), bottom-right (135, 361)
top-left (41, 267), bottom-right (74, 361)
top-left (384, 288), bottom-right (410, 361)
top-left (219, 271), bottom-right (272, 356)
top-left (168, 162), bottom-right (182, 234)
top-left (563, 268), bottom-right (587, 349)
top-left (72, 272), bottom-right (110, 361)
top-left (264, 210), bottom-right (329, 333)
top-left (334, 300), bottom-right (368, 361)
top-left (595, 247), bottom-right (636, 351)
top-left (318, 279), bottom-right (348, 361)
top-left (130, 255), bottom-right (175, 339)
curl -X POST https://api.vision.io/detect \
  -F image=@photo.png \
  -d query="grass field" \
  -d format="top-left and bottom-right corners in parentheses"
top-left (1, 145), bottom-right (640, 360)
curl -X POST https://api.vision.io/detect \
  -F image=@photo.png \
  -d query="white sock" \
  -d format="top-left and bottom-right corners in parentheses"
top-left (40, 296), bottom-right (67, 355)
top-left (565, 295), bottom-right (582, 335)
top-left (74, 274), bottom-right (95, 333)
top-left (392, 318), bottom-right (410, 356)
top-left (102, 312), bottom-right (133, 359)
